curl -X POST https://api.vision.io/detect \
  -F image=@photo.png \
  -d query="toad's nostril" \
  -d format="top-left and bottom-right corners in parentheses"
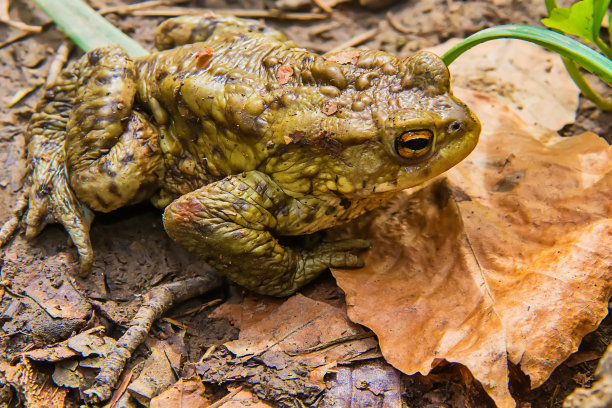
top-left (448, 121), bottom-right (462, 133)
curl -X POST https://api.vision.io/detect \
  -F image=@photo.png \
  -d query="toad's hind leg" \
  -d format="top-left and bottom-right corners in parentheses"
top-left (65, 46), bottom-right (164, 214)
top-left (21, 63), bottom-right (96, 273)
top-left (6, 46), bottom-right (163, 276)
top-left (154, 15), bottom-right (287, 50)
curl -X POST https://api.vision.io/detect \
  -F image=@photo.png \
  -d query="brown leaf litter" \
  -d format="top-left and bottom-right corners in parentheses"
top-left (330, 88), bottom-right (612, 408)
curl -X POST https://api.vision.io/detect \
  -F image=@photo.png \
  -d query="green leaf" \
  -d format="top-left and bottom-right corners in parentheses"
top-left (32, 0), bottom-right (147, 57)
top-left (591, 0), bottom-right (610, 35)
top-left (442, 25), bottom-right (612, 84)
top-left (542, 0), bottom-right (610, 44)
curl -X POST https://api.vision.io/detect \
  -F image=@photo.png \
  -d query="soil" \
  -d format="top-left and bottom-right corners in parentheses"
top-left (0, 0), bottom-right (610, 407)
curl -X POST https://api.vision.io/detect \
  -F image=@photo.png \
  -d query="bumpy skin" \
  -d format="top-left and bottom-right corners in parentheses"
top-left (23, 16), bottom-right (480, 296)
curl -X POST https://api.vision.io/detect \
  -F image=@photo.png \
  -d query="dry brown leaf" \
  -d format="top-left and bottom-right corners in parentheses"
top-left (327, 50), bottom-right (360, 64)
top-left (1, 360), bottom-right (67, 408)
top-left (321, 100), bottom-right (338, 116)
top-left (276, 65), bottom-right (293, 85)
top-left (150, 377), bottom-right (211, 408)
top-left (321, 359), bottom-right (402, 407)
top-left (331, 89), bottom-right (612, 408)
top-left (128, 336), bottom-right (187, 404)
top-left (22, 327), bottom-right (113, 362)
top-left (211, 293), bottom-right (376, 361)
top-left (202, 292), bottom-right (378, 404)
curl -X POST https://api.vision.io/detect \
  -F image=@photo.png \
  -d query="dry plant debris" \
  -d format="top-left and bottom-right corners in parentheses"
top-left (195, 291), bottom-right (382, 406)
top-left (330, 87), bottom-right (612, 407)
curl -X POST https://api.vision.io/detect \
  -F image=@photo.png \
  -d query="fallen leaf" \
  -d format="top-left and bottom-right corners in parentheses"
top-left (327, 50), bottom-right (360, 65)
top-left (128, 336), bottom-right (187, 404)
top-left (1, 360), bottom-right (67, 408)
top-left (202, 292), bottom-right (378, 405)
top-left (216, 389), bottom-right (275, 407)
top-left (150, 377), bottom-right (211, 408)
top-left (22, 327), bottom-right (114, 362)
top-left (23, 257), bottom-right (91, 319)
top-left (276, 65), bottom-right (293, 85)
top-left (331, 89), bottom-right (612, 408)
top-left (321, 359), bottom-right (402, 408)
top-left (321, 100), bottom-right (338, 116)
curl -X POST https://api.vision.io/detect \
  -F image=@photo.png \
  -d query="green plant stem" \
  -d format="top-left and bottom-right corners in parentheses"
top-left (32, 0), bottom-right (148, 57)
top-left (561, 56), bottom-right (612, 110)
top-left (593, 35), bottom-right (612, 59)
top-left (442, 25), bottom-right (612, 84)
top-left (544, 0), bottom-right (557, 14)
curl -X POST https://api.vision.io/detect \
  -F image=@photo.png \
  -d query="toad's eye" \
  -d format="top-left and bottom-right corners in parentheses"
top-left (395, 129), bottom-right (434, 160)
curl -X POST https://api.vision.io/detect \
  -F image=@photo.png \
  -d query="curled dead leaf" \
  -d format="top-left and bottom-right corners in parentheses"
top-left (331, 89), bottom-right (612, 408)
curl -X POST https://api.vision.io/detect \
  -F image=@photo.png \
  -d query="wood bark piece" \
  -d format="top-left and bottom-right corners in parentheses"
top-left (84, 274), bottom-right (224, 403)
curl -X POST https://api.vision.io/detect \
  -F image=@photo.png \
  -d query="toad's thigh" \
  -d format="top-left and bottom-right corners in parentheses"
top-left (65, 46), bottom-right (163, 212)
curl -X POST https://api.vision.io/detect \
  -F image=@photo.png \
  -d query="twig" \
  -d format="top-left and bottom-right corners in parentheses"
top-left (327, 28), bottom-right (378, 53)
top-left (108, 368), bottom-right (133, 408)
top-left (46, 40), bottom-right (74, 86)
top-left (132, 7), bottom-right (328, 20)
top-left (308, 21), bottom-right (340, 36)
top-left (172, 298), bottom-right (223, 318)
top-left (0, 0), bottom-right (43, 32)
top-left (311, 0), bottom-right (333, 14)
top-left (0, 20), bottom-right (52, 49)
top-left (8, 82), bottom-right (44, 107)
top-left (0, 190), bottom-right (28, 247)
top-left (83, 274), bottom-right (224, 404)
top-left (294, 332), bottom-right (375, 354)
top-left (386, 11), bottom-right (412, 34)
top-left (97, 0), bottom-right (189, 16)
top-left (207, 386), bottom-right (243, 408)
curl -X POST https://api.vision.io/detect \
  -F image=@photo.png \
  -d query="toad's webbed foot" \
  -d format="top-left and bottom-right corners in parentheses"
top-left (2, 66), bottom-right (97, 275)
top-left (1, 46), bottom-right (163, 276)
top-left (163, 170), bottom-right (369, 297)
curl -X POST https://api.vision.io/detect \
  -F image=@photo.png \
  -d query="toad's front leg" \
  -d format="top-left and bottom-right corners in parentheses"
top-left (163, 170), bottom-right (369, 297)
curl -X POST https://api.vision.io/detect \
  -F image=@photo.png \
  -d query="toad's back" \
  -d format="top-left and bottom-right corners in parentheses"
top-left (133, 23), bottom-right (314, 199)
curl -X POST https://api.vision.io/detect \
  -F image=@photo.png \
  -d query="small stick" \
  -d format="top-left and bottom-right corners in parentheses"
top-left (0, 0), bottom-right (43, 32)
top-left (8, 82), bottom-right (44, 107)
top-left (308, 21), bottom-right (340, 36)
top-left (327, 28), bottom-right (378, 53)
top-left (295, 332), bottom-right (375, 354)
top-left (207, 386), bottom-right (243, 408)
top-left (311, 0), bottom-right (333, 14)
top-left (46, 40), bottom-right (74, 86)
top-left (83, 274), bottom-right (225, 404)
top-left (386, 11), bottom-right (412, 34)
top-left (0, 190), bottom-right (28, 247)
top-left (97, 0), bottom-right (190, 16)
top-left (0, 20), bottom-right (52, 49)
top-left (133, 7), bottom-right (328, 20)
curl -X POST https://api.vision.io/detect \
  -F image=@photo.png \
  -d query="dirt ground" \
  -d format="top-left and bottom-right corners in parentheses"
top-left (0, 0), bottom-right (611, 407)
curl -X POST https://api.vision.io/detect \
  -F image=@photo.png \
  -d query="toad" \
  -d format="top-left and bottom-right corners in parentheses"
top-left (13, 16), bottom-right (479, 296)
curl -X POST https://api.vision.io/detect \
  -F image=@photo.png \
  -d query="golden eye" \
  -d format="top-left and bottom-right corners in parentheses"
top-left (395, 129), bottom-right (434, 160)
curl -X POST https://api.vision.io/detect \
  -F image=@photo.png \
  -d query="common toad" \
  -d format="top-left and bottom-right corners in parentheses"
top-left (21, 16), bottom-right (480, 296)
